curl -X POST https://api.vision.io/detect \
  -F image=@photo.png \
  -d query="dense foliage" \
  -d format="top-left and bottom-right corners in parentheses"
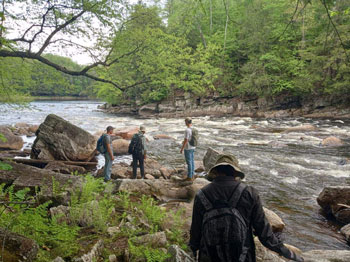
top-left (95, 0), bottom-right (350, 104)
top-left (1, 0), bottom-right (349, 104)
top-left (0, 55), bottom-right (94, 100)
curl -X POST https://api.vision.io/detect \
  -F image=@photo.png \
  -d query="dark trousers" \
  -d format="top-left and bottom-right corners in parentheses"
top-left (132, 153), bottom-right (145, 179)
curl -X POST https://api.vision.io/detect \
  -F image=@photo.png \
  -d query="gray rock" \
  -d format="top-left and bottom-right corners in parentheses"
top-left (302, 250), bottom-right (350, 262)
top-left (74, 240), bottom-right (104, 262)
top-left (44, 161), bottom-right (86, 175)
top-left (282, 124), bottom-right (316, 133)
top-left (167, 245), bottom-right (194, 262)
top-left (31, 114), bottom-right (96, 161)
top-left (0, 126), bottom-right (23, 150)
top-left (112, 139), bottom-right (130, 155)
top-left (263, 207), bottom-right (285, 233)
top-left (107, 226), bottom-right (121, 236)
top-left (0, 161), bottom-right (82, 205)
top-left (50, 205), bottom-right (71, 224)
top-left (133, 232), bottom-right (167, 248)
top-left (254, 238), bottom-right (285, 262)
top-left (340, 224), bottom-right (350, 243)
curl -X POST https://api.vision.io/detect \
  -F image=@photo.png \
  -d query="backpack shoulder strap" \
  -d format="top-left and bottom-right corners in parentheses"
top-left (228, 182), bottom-right (247, 208)
top-left (197, 189), bottom-right (213, 211)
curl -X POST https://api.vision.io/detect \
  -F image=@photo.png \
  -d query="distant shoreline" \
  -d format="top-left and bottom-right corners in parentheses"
top-left (32, 96), bottom-right (99, 101)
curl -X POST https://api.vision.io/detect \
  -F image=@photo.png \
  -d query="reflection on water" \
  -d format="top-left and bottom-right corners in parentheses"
top-left (1, 100), bottom-right (350, 251)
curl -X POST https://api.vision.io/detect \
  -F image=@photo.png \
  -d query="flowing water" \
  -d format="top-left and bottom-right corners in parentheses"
top-left (1, 100), bottom-right (350, 251)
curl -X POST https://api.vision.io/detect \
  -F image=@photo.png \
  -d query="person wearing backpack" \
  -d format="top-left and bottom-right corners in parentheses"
top-left (128, 125), bottom-right (147, 179)
top-left (98, 126), bottom-right (115, 182)
top-left (189, 154), bottom-right (304, 262)
top-left (180, 117), bottom-right (198, 181)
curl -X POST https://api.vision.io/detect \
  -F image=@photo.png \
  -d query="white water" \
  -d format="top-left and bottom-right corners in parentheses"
top-left (1, 100), bottom-right (350, 251)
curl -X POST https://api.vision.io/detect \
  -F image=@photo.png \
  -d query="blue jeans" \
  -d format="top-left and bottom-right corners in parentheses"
top-left (184, 149), bottom-right (195, 178)
top-left (103, 153), bottom-right (113, 181)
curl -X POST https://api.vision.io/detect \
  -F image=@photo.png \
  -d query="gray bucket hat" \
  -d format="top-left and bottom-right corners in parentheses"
top-left (204, 148), bottom-right (245, 180)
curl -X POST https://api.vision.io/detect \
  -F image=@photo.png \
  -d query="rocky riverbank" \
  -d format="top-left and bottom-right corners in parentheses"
top-left (99, 93), bottom-right (350, 119)
top-left (0, 114), bottom-right (349, 261)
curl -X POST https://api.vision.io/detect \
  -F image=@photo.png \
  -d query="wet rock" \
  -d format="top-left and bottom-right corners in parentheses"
top-left (302, 250), bottom-right (350, 262)
top-left (317, 187), bottom-right (350, 219)
top-left (263, 207), bottom-right (285, 232)
top-left (0, 228), bottom-right (39, 262)
top-left (154, 134), bottom-right (174, 140)
top-left (133, 232), bottom-right (167, 248)
top-left (44, 161), bottom-right (86, 175)
top-left (114, 127), bottom-right (139, 140)
top-left (31, 114), bottom-right (96, 161)
top-left (139, 104), bottom-right (157, 116)
top-left (74, 239), bottom-right (104, 262)
top-left (112, 139), bottom-right (130, 155)
top-left (0, 126), bottom-right (24, 150)
top-left (340, 224), bottom-right (350, 243)
top-left (282, 124), bottom-right (316, 133)
top-left (321, 136), bottom-right (344, 147)
top-left (167, 245), bottom-right (194, 262)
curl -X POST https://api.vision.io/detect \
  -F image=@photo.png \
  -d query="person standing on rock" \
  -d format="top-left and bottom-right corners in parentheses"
top-left (189, 154), bottom-right (304, 262)
top-left (180, 117), bottom-right (196, 181)
top-left (103, 126), bottom-right (115, 182)
top-left (129, 125), bottom-right (147, 179)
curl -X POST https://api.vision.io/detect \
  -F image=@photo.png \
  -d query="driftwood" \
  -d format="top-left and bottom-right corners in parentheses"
top-left (0, 157), bottom-right (97, 169)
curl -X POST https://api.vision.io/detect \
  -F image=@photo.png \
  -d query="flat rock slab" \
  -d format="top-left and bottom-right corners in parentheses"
top-left (0, 161), bottom-right (82, 204)
top-left (302, 250), bottom-right (350, 262)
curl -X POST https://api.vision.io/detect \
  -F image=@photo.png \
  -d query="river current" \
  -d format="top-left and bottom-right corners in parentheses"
top-left (1, 100), bottom-right (350, 251)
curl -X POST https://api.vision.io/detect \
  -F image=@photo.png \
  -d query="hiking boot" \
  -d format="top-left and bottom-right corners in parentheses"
top-left (185, 177), bottom-right (194, 182)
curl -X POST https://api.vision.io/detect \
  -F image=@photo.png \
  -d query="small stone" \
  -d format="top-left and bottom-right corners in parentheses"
top-left (109, 254), bottom-right (117, 262)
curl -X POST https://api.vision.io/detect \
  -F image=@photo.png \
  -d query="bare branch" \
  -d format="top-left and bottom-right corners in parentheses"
top-left (37, 9), bottom-right (87, 55)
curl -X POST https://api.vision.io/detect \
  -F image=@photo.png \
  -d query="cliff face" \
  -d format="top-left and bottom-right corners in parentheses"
top-left (100, 93), bottom-right (350, 119)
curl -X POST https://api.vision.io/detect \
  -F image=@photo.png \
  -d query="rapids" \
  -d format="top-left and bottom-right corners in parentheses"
top-left (1, 100), bottom-right (349, 251)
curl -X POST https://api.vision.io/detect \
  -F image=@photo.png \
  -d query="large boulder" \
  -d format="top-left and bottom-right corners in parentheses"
top-left (302, 250), bottom-right (350, 262)
top-left (112, 139), bottom-right (130, 155)
top-left (31, 114), bottom-right (96, 161)
top-left (321, 136), bottom-right (344, 147)
top-left (0, 228), bottom-right (39, 262)
top-left (0, 126), bottom-right (23, 150)
top-left (317, 187), bottom-right (350, 223)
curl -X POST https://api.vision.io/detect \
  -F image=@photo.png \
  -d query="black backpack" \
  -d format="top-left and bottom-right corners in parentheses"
top-left (197, 183), bottom-right (249, 262)
top-left (96, 134), bottom-right (107, 154)
top-left (128, 133), bottom-right (143, 155)
top-left (189, 128), bottom-right (198, 146)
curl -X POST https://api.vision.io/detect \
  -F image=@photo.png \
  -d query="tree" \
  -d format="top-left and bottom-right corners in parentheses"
top-left (0, 0), bottom-right (135, 90)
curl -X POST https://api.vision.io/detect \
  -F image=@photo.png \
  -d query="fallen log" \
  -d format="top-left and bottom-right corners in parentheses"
top-left (0, 157), bottom-right (97, 169)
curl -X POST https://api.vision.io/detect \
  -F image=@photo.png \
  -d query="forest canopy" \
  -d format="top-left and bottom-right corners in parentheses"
top-left (0, 0), bottom-right (349, 104)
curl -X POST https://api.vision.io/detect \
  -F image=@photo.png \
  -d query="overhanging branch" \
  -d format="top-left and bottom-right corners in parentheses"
top-left (0, 49), bottom-right (123, 90)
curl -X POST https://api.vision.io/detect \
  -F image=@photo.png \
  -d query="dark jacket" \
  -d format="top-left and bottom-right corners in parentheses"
top-left (189, 176), bottom-right (297, 262)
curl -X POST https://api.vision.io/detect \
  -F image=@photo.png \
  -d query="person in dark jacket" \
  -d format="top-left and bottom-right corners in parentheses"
top-left (131, 125), bottom-right (147, 179)
top-left (189, 154), bottom-right (304, 262)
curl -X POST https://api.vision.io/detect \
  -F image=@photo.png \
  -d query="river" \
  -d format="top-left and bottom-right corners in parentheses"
top-left (1, 100), bottom-right (350, 251)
